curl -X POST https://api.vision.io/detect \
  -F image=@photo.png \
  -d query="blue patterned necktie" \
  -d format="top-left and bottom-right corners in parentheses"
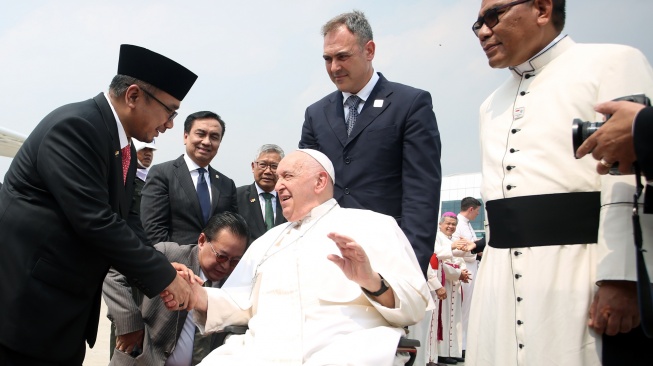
top-left (345, 95), bottom-right (362, 136)
top-left (196, 168), bottom-right (211, 224)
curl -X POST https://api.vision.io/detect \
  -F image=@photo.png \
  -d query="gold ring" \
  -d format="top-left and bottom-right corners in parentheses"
top-left (599, 159), bottom-right (613, 168)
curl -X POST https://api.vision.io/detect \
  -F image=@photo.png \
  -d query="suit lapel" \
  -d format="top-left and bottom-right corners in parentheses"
top-left (208, 166), bottom-right (221, 216)
top-left (92, 94), bottom-right (129, 218)
top-left (347, 74), bottom-right (392, 144)
top-left (248, 183), bottom-right (267, 235)
top-left (274, 192), bottom-right (285, 225)
top-left (325, 92), bottom-right (348, 147)
top-left (174, 156), bottom-right (205, 224)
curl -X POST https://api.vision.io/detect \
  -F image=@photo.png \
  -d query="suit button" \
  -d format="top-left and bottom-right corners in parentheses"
top-left (520, 91), bottom-right (526, 96)
top-left (515, 274), bottom-right (522, 279)
top-left (519, 343), bottom-right (524, 349)
top-left (511, 128), bottom-right (520, 134)
top-left (506, 185), bottom-right (513, 190)
top-left (514, 251), bottom-right (521, 256)
top-left (517, 297), bottom-right (523, 302)
top-left (344, 157), bottom-right (351, 164)
top-left (509, 148), bottom-right (518, 153)
top-left (344, 188), bottom-right (350, 195)
top-left (517, 320), bottom-right (523, 325)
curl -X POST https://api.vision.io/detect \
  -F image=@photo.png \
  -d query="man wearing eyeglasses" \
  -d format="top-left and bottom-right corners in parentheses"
top-left (237, 144), bottom-right (287, 244)
top-left (0, 45), bottom-right (198, 365)
top-left (467, 1), bottom-right (653, 365)
top-left (141, 111), bottom-right (238, 246)
top-left (104, 211), bottom-right (248, 366)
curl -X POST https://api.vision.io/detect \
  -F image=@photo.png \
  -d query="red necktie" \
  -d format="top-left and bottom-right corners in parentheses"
top-left (121, 145), bottom-right (131, 185)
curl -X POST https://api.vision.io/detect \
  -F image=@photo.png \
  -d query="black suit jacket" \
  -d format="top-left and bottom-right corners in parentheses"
top-left (635, 106), bottom-right (653, 213)
top-left (299, 73), bottom-right (442, 273)
top-left (236, 182), bottom-right (286, 244)
top-left (141, 155), bottom-right (238, 245)
top-left (0, 94), bottom-right (175, 363)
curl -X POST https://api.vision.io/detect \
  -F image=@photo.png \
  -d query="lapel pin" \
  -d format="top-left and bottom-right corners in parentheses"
top-left (373, 99), bottom-right (384, 108)
top-left (114, 150), bottom-right (119, 157)
top-left (215, 174), bottom-right (219, 179)
top-left (250, 198), bottom-right (256, 203)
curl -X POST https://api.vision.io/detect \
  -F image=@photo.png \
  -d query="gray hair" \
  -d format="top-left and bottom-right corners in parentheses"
top-left (254, 144), bottom-right (285, 161)
top-left (108, 74), bottom-right (157, 98)
top-left (439, 215), bottom-right (458, 224)
top-left (321, 10), bottom-right (373, 49)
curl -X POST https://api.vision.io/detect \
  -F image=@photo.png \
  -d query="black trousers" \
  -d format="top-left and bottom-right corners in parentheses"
top-left (602, 325), bottom-right (653, 366)
top-left (0, 342), bottom-right (84, 366)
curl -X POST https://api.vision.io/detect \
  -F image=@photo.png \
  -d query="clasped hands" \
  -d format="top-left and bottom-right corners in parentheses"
top-left (160, 262), bottom-right (204, 311)
top-left (452, 238), bottom-right (476, 253)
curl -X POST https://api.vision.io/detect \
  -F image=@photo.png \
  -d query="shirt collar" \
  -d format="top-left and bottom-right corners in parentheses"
top-left (510, 34), bottom-right (571, 76)
top-left (104, 92), bottom-right (129, 149)
top-left (255, 182), bottom-right (277, 197)
top-left (341, 71), bottom-right (379, 106)
top-left (294, 198), bottom-right (338, 229)
top-left (457, 213), bottom-right (470, 224)
top-left (184, 153), bottom-right (208, 172)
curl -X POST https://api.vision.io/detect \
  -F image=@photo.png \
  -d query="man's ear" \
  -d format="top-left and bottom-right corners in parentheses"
top-left (314, 171), bottom-right (329, 192)
top-left (198, 232), bottom-right (207, 246)
top-left (534, 0), bottom-right (554, 27)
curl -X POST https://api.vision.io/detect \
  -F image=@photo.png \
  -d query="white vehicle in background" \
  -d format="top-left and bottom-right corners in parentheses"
top-left (0, 126), bottom-right (26, 158)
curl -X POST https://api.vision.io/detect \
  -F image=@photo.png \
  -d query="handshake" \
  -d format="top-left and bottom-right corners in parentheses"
top-left (159, 262), bottom-right (208, 312)
top-left (451, 238), bottom-right (477, 253)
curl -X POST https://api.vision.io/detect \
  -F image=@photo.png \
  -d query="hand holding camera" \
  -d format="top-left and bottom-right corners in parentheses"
top-left (574, 94), bottom-right (650, 175)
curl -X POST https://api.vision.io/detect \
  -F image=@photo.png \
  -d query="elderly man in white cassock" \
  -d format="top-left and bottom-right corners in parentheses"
top-left (182, 148), bottom-right (432, 366)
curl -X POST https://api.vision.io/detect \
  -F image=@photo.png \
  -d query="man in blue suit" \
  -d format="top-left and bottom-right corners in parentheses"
top-left (299, 10), bottom-right (442, 274)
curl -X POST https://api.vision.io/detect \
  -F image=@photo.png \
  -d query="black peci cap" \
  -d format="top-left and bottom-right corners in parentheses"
top-left (117, 44), bottom-right (198, 101)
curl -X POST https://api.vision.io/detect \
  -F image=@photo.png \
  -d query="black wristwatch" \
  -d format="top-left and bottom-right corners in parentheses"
top-left (362, 273), bottom-right (390, 297)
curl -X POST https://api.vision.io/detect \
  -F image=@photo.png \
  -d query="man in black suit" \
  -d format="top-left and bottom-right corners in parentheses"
top-left (104, 212), bottom-right (248, 366)
top-left (236, 144), bottom-right (287, 243)
top-left (141, 111), bottom-right (238, 246)
top-left (299, 10), bottom-right (442, 274)
top-left (0, 44), bottom-right (198, 365)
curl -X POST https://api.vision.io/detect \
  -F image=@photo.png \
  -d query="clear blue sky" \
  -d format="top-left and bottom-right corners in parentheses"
top-left (1, 0), bottom-right (652, 185)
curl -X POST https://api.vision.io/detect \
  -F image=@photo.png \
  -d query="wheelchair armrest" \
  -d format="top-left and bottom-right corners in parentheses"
top-left (223, 325), bottom-right (248, 335)
top-left (398, 337), bottom-right (420, 348)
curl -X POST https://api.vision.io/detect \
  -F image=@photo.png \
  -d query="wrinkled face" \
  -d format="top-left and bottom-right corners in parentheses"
top-left (184, 118), bottom-right (222, 167)
top-left (252, 151), bottom-right (282, 193)
top-left (274, 152), bottom-right (320, 222)
top-left (125, 86), bottom-right (178, 143)
top-left (197, 229), bottom-right (246, 283)
top-left (137, 147), bottom-right (155, 168)
top-left (439, 217), bottom-right (458, 236)
top-left (323, 25), bottom-right (375, 94)
top-left (476, 0), bottom-right (540, 68)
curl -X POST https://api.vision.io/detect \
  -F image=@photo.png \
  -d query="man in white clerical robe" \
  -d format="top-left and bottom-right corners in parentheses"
top-left (183, 149), bottom-right (432, 366)
top-left (467, 1), bottom-right (653, 366)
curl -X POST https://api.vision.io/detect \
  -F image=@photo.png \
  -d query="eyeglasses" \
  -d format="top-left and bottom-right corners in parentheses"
top-left (125, 84), bottom-right (178, 122)
top-left (254, 161), bottom-right (278, 172)
top-left (472, 0), bottom-right (532, 36)
top-left (207, 240), bottom-right (241, 267)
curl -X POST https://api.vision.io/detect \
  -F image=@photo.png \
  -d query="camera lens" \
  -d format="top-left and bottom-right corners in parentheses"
top-left (572, 119), bottom-right (604, 154)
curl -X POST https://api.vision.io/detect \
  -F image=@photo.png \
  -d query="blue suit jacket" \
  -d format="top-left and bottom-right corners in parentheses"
top-left (299, 73), bottom-right (442, 273)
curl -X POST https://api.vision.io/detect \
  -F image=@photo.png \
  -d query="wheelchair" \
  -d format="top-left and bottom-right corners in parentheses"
top-left (222, 325), bottom-right (420, 366)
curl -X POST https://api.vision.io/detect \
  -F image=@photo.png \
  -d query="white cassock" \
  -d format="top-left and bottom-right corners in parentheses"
top-left (452, 214), bottom-right (477, 350)
top-left (467, 35), bottom-right (653, 366)
top-left (434, 231), bottom-right (465, 359)
top-left (194, 199), bottom-right (433, 366)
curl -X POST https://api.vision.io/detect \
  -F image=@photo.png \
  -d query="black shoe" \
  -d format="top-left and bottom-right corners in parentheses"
top-left (452, 357), bottom-right (465, 362)
top-left (438, 357), bottom-right (458, 364)
top-left (462, 350), bottom-right (466, 359)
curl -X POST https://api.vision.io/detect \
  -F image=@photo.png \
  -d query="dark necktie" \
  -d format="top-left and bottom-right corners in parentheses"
top-left (261, 192), bottom-right (274, 231)
top-left (196, 168), bottom-right (211, 224)
top-left (345, 95), bottom-right (362, 136)
top-left (121, 145), bottom-right (131, 185)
